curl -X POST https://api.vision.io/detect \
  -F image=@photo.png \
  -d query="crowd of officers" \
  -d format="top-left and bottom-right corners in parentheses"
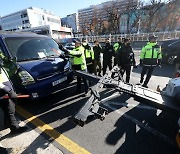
top-left (67, 35), bottom-right (162, 95)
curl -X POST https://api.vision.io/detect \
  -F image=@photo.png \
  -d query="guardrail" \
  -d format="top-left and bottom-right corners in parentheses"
top-left (76, 31), bottom-right (180, 43)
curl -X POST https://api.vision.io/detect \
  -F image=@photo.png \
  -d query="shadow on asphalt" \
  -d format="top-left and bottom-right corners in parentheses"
top-left (105, 103), bottom-right (179, 154)
top-left (132, 64), bottom-right (175, 78)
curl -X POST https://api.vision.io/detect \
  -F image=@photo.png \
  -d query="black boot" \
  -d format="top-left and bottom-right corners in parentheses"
top-left (140, 77), bottom-right (144, 84)
top-left (0, 146), bottom-right (9, 154)
top-left (10, 126), bottom-right (28, 134)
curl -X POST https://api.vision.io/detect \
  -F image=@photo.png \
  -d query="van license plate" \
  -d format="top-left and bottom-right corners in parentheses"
top-left (52, 77), bottom-right (67, 86)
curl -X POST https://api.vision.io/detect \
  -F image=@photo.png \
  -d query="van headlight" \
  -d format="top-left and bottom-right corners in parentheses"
top-left (18, 70), bottom-right (35, 85)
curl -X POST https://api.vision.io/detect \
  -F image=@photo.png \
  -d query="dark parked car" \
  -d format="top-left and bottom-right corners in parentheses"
top-left (0, 31), bottom-right (74, 99)
top-left (161, 39), bottom-right (180, 65)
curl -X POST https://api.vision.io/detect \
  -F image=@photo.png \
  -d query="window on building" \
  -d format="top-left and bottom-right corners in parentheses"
top-left (36, 14), bottom-right (43, 25)
top-left (47, 17), bottom-right (60, 24)
top-left (22, 20), bottom-right (29, 24)
top-left (21, 12), bottom-right (28, 18)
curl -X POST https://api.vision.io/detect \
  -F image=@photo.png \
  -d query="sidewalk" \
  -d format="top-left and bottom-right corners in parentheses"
top-left (0, 120), bottom-right (63, 154)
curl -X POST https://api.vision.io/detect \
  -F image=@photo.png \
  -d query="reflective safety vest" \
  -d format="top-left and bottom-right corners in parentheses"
top-left (140, 42), bottom-right (162, 66)
top-left (84, 47), bottom-right (94, 65)
top-left (113, 42), bottom-right (121, 53)
top-left (0, 67), bottom-right (13, 93)
top-left (69, 46), bottom-right (87, 70)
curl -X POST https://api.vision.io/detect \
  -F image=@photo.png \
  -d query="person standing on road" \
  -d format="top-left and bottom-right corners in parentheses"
top-left (0, 61), bottom-right (28, 134)
top-left (93, 40), bottom-right (102, 76)
top-left (140, 35), bottom-right (162, 88)
top-left (68, 39), bottom-right (89, 95)
top-left (116, 38), bottom-right (136, 83)
top-left (102, 38), bottom-right (114, 75)
top-left (174, 52), bottom-right (180, 77)
top-left (113, 37), bottom-right (123, 66)
top-left (82, 39), bottom-right (94, 74)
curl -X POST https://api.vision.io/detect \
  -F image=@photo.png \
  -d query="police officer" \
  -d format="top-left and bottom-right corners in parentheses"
top-left (117, 38), bottom-right (136, 83)
top-left (102, 38), bottom-right (114, 75)
top-left (93, 40), bottom-right (102, 76)
top-left (0, 61), bottom-right (28, 134)
top-left (82, 38), bottom-right (94, 74)
top-left (140, 35), bottom-right (162, 88)
top-left (69, 39), bottom-right (89, 95)
top-left (113, 37), bottom-right (123, 66)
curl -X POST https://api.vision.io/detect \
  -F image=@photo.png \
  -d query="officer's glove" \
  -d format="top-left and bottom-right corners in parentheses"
top-left (8, 90), bottom-right (17, 99)
top-left (140, 59), bottom-right (143, 66)
top-left (59, 53), bottom-right (66, 59)
top-left (63, 48), bottom-right (70, 55)
top-left (74, 54), bottom-right (82, 58)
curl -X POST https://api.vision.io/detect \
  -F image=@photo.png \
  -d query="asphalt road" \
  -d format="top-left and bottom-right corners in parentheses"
top-left (18, 50), bottom-right (180, 154)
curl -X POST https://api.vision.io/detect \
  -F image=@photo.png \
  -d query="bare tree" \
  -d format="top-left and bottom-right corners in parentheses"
top-left (123, 0), bottom-right (138, 34)
top-left (164, 0), bottom-right (180, 31)
top-left (100, 1), bottom-right (121, 34)
top-left (139, 0), bottom-right (180, 32)
top-left (139, 0), bottom-right (164, 32)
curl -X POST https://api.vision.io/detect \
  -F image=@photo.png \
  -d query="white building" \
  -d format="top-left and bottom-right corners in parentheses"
top-left (0, 7), bottom-right (72, 40)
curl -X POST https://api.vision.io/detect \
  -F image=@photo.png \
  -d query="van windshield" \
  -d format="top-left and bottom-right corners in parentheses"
top-left (5, 37), bottom-right (63, 62)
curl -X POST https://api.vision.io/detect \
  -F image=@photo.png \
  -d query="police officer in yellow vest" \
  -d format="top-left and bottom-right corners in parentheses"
top-left (113, 37), bottom-right (122, 65)
top-left (140, 35), bottom-right (162, 88)
top-left (0, 57), bottom-right (28, 134)
top-left (82, 38), bottom-right (94, 74)
top-left (113, 37), bottom-right (125, 66)
top-left (68, 39), bottom-right (89, 94)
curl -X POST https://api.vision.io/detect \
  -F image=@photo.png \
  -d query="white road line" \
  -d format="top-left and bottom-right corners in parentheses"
top-left (104, 102), bottom-right (175, 145)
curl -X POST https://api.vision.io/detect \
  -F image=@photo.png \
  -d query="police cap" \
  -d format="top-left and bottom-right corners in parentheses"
top-left (149, 35), bottom-right (158, 41)
top-left (82, 38), bottom-right (87, 42)
top-left (73, 39), bottom-right (81, 44)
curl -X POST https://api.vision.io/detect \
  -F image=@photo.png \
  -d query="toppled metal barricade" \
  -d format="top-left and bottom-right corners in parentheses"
top-left (74, 66), bottom-right (180, 127)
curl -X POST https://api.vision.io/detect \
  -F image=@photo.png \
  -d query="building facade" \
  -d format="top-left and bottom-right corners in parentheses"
top-left (0, 7), bottom-right (72, 40)
top-left (61, 13), bottom-right (79, 34)
top-left (78, 0), bottom-right (138, 35)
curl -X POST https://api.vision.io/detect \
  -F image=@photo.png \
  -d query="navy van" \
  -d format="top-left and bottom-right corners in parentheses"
top-left (0, 31), bottom-right (74, 99)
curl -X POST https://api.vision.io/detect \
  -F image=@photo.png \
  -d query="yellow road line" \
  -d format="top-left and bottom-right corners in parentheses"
top-left (16, 105), bottom-right (90, 154)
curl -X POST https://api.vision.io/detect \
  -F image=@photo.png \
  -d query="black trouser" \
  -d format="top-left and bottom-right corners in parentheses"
top-left (114, 57), bottom-right (117, 66)
top-left (87, 63), bottom-right (94, 74)
top-left (0, 91), bottom-right (19, 131)
top-left (103, 61), bottom-right (112, 75)
top-left (94, 60), bottom-right (102, 76)
top-left (141, 66), bottom-right (154, 85)
top-left (72, 65), bottom-right (89, 93)
top-left (120, 64), bottom-right (131, 83)
top-left (76, 76), bottom-right (89, 93)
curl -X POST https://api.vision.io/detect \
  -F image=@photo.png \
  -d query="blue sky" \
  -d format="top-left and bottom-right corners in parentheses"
top-left (0, 0), bottom-right (109, 18)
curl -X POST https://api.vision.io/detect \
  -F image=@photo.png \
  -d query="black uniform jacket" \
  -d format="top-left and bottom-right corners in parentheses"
top-left (117, 44), bottom-right (136, 66)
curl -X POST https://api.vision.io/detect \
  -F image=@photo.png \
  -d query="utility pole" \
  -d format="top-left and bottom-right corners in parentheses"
top-left (137, 18), bottom-right (141, 34)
